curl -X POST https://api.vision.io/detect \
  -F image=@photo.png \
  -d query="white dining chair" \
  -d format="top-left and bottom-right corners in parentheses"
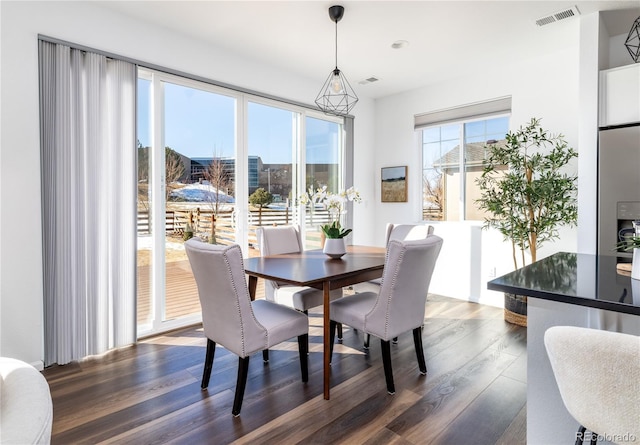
top-left (354, 223), bottom-right (434, 295)
top-left (544, 326), bottom-right (640, 445)
top-left (354, 223), bottom-right (435, 348)
top-left (185, 239), bottom-right (309, 416)
top-left (329, 236), bottom-right (443, 395)
top-left (256, 225), bottom-right (344, 339)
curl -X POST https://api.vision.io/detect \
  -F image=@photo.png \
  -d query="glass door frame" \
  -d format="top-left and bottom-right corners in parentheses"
top-left (138, 68), bottom-right (346, 338)
top-left (139, 68), bottom-right (243, 336)
top-left (241, 95), bottom-right (345, 249)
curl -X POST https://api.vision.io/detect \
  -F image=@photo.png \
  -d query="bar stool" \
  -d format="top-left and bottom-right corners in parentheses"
top-left (544, 326), bottom-right (640, 445)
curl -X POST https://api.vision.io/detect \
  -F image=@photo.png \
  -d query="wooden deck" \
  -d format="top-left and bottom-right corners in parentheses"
top-left (137, 251), bottom-right (265, 326)
top-left (136, 227), bottom-right (325, 327)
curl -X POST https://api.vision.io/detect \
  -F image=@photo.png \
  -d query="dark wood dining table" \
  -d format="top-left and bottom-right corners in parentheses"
top-left (244, 245), bottom-right (386, 400)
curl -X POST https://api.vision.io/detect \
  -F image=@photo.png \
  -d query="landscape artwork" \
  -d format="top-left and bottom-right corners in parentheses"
top-left (381, 166), bottom-right (407, 202)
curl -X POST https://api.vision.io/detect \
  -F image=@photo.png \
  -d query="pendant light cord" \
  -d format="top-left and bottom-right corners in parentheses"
top-left (335, 19), bottom-right (338, 69)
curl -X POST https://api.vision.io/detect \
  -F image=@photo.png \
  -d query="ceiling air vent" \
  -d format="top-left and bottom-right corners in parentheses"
top-left (358, 76), bottom-right (380, 85)
top-left (536, 5), bottom-right (580, 27)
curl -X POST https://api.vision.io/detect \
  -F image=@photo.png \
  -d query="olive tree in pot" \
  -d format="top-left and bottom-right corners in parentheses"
top-left (476, 118), bottom-right (578, 326)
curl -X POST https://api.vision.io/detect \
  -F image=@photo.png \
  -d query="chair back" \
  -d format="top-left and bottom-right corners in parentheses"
top-left (185, 239), bottom-right (267, 357)
top-left (256, 225), bottom-right (304, 301)
top-left (544, 326), bottom-right (640, 440)
top-left (385, 223), bottom-right (434, 245)
top-left (256, 225), bottom-right (303, 256)
top-left (366, 236), bottom-right (443, 340)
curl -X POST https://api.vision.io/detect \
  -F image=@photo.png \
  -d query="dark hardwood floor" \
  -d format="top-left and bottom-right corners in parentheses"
top-left (42, 294), bottom-right (526, 444)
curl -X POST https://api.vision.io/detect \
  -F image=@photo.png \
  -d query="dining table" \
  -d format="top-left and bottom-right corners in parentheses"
top-left (244, 245), bottom-right (386, 400)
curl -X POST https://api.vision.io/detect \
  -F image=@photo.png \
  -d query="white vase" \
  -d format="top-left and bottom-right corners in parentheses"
top-left (632, 248), bottom-right (640, 280)
top-left (323, 238), bottom-right (346, 259)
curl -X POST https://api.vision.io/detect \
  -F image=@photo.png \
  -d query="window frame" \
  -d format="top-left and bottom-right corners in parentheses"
top-left (420, 112), bottom-right (510, 222)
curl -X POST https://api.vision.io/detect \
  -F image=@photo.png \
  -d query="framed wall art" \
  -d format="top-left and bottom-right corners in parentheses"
top-left (381, 166), bottom-right (408, 202)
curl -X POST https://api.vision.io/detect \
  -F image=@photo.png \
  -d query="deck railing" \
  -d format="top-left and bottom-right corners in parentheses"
top-left (137, 207), bottom-right (332, 247)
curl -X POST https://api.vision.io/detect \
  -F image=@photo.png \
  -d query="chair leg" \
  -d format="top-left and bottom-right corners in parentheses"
top-left (364, 333), bottom-right (370, 349)
top-left (298, 334), bottom-right (309, 382)
top-left (337, 323), bottom-right (343, 342)
top-left (329, 320), bottom-right (337, 363)
top-left (201, 339), bottom-right (216, 389)
top-left (590, 429), bottom-right (597, 445)
top-left (575, 425), bottom-right (586, 445)
top-left (381, 339), bottom-right (395, 395)
top-left (262, 350), bottom-right (269, 363)
top-left (232, 356), bottom-right (250, 417)
top-left (302, 310), bottom-right (315, 352)
top-left (413, 327), bottom-right (427, 375)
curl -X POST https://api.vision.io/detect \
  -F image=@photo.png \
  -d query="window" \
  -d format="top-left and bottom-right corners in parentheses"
top-left (416, 97), bottom-right (511, 221)
top-left (421, 115), bottom-right (509, 221)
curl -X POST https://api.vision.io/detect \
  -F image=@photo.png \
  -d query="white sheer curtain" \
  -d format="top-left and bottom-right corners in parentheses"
top-left (39, 40), bottom-right (137, 366)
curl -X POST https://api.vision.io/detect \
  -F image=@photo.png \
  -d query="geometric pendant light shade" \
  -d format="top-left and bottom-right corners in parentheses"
top-left (625, 16), bottom-right (640, 63)
top-left (315, 5), bottom-right (358, 116)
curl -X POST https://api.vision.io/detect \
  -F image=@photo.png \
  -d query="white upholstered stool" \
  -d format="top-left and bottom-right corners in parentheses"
top-left (544, 326), bottom-right (640, 445)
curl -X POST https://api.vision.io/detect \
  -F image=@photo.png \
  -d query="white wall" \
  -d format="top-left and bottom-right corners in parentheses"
top-left (0, 1), bottom-right (376, 366)
top-left (576, 12), bottom-right (603, 256)
top-left (373, 22), bottom-right (582, 307)
top-left (608, 33), bottom-right (636, 68)
top-left (351, 96), bottom-right (377, 246)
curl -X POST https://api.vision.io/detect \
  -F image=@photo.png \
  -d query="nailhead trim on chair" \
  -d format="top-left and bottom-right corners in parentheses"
top-left (365, 244), bottom-right (406, 340)
top-left (222, 245), bottom-right (268, 357)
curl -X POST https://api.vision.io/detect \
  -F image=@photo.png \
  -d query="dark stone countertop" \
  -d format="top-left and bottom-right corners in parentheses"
top-left (488, 252), bottom-right (640, 316)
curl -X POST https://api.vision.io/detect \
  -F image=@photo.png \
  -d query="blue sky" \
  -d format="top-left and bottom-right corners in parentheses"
top-left (137, 79), bottom-right (339, 165)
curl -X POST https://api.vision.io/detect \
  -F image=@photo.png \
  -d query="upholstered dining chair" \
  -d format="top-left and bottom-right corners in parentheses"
top-left (544, 326), bottom-right (640, 445)
top-left (185, 239), bottom-right (309, 416)
top-left (353, 223), bottom-right (434, 296)
top-left (329, 236), bottom-right (443, 395)
top-left (256, 225), bottom-right (344, 339)
top-left (354, 223), bottom-right (435, 348)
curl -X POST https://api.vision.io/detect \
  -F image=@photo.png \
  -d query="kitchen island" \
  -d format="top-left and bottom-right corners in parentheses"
top-left (488, 252), bottom-right (640, 445)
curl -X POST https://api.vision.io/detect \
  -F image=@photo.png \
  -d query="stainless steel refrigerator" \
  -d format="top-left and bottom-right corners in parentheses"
top-left (597, 123), bottom-right (640, 258)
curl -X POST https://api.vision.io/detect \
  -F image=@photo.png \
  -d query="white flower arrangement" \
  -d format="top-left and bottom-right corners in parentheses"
top-left (299, 186), bottom-right (362, 238)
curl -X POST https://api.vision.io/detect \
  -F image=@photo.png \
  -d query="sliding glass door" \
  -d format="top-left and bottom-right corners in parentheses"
top-left (304, 116), bottom-right (342, 249)
top-left (137, 70), bottom-right (238, 336)
top-left (247, 101), bottom-right (298, 255)
top-left (137, 68), bottom-right (345, 337)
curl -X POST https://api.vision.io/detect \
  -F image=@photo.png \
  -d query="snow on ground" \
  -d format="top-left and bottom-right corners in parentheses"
top-left (170, 182), bottom-right (235, 203)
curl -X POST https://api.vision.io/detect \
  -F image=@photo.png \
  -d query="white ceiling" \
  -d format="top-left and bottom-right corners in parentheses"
top-left (97, 1), bottom-right (640, 99)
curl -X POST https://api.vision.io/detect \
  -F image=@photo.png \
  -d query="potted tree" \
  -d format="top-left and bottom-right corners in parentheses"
top-left (476, 117), bottom-right (578, 326)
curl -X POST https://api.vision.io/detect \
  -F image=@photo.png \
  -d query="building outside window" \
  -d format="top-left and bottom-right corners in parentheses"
top-left (421, 114), bottom-right (509, 221)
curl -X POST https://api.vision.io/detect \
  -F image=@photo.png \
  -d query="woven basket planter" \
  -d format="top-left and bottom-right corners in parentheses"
top-left (504, 293), bottom-right (527, 327)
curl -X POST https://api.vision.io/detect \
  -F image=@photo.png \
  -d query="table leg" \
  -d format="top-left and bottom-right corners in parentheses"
top-left (323, 280), bottom-right (331, 400)
top-left (248, 275), bottom-right (258, 301)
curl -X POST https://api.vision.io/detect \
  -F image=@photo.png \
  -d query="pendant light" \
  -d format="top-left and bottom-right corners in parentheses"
top-left (315, 5), bottom-right (358, 116)
top-left (625, 16), bottom-right (640, 63)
